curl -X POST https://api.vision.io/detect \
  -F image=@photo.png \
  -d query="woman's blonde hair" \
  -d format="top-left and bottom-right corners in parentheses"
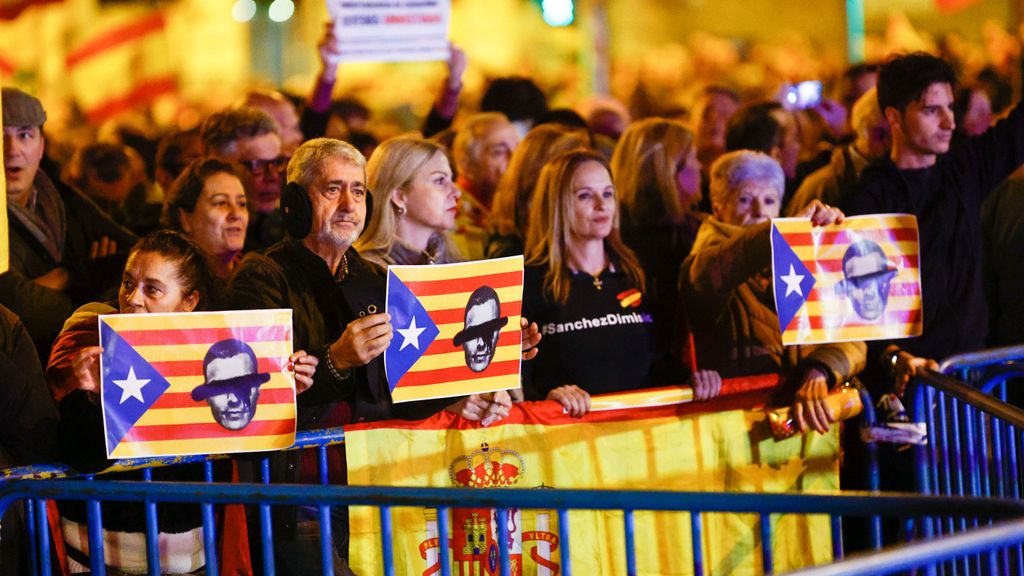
top-left (610, 117), bottom-right (695, 229)
top-left (490, 124), bottom-right (590, 238)
top-left (356, 135), bottom-right (449, 256)
top-left (524, 149), bottom-right (645, 304)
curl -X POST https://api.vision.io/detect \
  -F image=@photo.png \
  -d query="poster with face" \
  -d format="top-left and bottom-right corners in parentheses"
top-left (770, 214), bottom-right (922, 345)
top-left (99, 309), bottom-right (296, 458)
top-left (384, 256), bottom-right (523, 403)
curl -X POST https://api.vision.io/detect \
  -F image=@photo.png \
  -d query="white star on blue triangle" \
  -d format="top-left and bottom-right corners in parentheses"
top-left (771, 225), bottom-right (816, 333)
top-left (384, 270), bottom-right (440, 391)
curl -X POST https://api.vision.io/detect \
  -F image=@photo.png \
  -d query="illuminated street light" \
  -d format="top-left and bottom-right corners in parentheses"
top-left (268, 0), bottom-right (295, 23)
top-left (231, 0), bottom-right (257, 23)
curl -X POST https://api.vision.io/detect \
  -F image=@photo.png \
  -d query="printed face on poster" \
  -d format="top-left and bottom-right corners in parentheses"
top-left (99, 309), bottom-right (296, 459)
top-left (770, 214), bottom-right (923, 345)
top-left (384, 256), bottom-right (524, 403)
top-left (326, 0), bottom-right (450, 62)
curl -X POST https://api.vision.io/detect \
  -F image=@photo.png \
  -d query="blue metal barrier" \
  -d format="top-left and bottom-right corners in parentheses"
top-left (5, 479), bottom-right (1024, 576)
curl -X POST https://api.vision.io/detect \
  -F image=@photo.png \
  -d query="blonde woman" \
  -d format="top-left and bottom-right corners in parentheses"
top-left (611, 118), bottom-right (704, 365)
top-left (357, 136), bottom-right (461, 265)
top-left (522, 149), bottom-right (720, 416)
top-left (485, 124), bottom-right (590, 258)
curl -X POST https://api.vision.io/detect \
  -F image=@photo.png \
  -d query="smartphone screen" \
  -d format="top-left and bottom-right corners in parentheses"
top-left (785, 81), bottom-right (823, 109)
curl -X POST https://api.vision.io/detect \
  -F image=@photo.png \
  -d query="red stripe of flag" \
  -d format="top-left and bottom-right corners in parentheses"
top-left (118, 325), bottom-right (292, 347)
top-left (786, 309), bottom-right (921, 331)
top-left (66, 11), bottom-right (166, 68)
top-left (123, 418), bottom-right (294, 442)
top-left (398, 359), bottom-right (520, 388)
top-left (0, 53), bottom-right (15, 76)
top-left (419, 329), bottom-right (520, 358)
top-left (85, 75), bottom-right (177, 124)
top-left (402, 271), bottom-right (524, 297)
top-left (783, 227), bottom-right (918, 246)
top-left (150, 388), bottom-right (295, 410)
top-left (149, 357), bottom-right (286, 378)
top-left (429, 301), bottom-right (521, 326)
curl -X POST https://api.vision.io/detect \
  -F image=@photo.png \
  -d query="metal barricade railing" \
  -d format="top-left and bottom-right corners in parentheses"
top-left (905, 366), bottom-right (1024, 575)
top-left (1, 426), bottom-right (347, 576)
top-left (5, 479), bottom-right (1024, 576)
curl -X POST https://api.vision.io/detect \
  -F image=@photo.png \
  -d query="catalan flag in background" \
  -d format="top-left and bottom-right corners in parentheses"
top-left (99, 310), bottom-right (296, 459)
top-left (771, 214), bottom-right (922, 345)
top-left (346, 378), bottom-right (836, 575)
top-left (65, 5), bottom-right (176, 124)
top-left (385, 256), bottom-right (523, 403)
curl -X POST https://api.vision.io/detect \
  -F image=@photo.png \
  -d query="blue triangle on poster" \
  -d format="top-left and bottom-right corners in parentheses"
top-left (384, 271), bottom-right (440, 392)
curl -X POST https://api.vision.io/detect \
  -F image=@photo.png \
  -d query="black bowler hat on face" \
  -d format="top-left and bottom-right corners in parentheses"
top-left (191, 338), bottom-right (271, 401)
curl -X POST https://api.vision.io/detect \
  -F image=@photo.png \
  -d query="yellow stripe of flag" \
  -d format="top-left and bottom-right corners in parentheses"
top-left (133, 340), bottom-right (289, 362)
top-left (135, 403), bottom-right (296, 426)
top-left (773, 214), bottom-right (918, 233)
top-left (417, 286), bottom-right (522, 312)
top-left (406, 345), bottom-right (521, 373)
top-left (389, 375), bottom-right (517, 403)
top-left (111, 434), bottom-right (295, 458)
top-left (391, 255), bottom-right (523, 282)
top-left (104, 309), bottom-right (292, 331)
top-left (791, 241), bottom-right (920, 260)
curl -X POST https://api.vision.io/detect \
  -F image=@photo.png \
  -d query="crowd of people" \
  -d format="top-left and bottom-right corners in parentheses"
top-left (2, 17), bottom-right (1024, 574)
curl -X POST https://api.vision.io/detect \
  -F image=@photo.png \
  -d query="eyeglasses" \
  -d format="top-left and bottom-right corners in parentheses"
top-left (241, 156), bottom-right (290, 177)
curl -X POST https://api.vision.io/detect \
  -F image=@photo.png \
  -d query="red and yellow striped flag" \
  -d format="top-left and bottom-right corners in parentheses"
top-left (385, 256), bottom-right (523, 403)
top-left (99, 310), bottom-right (296, 459)
top-left (65, 6), bottom-right (176, 124)
top-left (771, 214), bottom-right (922, 345)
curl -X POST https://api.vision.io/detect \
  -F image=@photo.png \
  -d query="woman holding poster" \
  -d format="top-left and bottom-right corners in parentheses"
top-left (45, 230), bottom-right (318, 574)
top-left (679, 150), bottom-right (865, 434)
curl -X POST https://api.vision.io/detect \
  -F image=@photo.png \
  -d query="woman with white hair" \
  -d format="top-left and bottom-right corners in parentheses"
top-left (680, 150), bottom-right (866, 433)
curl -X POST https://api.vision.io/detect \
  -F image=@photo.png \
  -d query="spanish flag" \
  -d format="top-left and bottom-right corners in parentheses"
top-left (65, 6), bottom-right (176, 124)
top-left (99, 310), bottom-right (296, 459)
top-left (771, 214), bottom-right (922, 345)
top-left (346, 379), bottom-right (837, 575)
top-left (384, 256), bottom-right (523, 403)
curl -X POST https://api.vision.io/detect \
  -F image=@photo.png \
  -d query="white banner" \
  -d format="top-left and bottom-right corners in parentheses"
top-left (327, 0), bottom-right (450, 63)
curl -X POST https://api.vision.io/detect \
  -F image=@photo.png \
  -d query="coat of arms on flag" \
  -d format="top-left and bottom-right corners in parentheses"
top-left (99, 309), bottom-right (296, 459)
top-left (384, 256), bottom-right (524, 403)
top-left (770, 214), bottom-right (922, 345)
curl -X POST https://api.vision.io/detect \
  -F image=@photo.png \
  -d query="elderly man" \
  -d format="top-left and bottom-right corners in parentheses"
top-left (451, 112), bottom-right (520, 260)
top-left (229, 137), bottom-right (524, 574)
top-left (1, 87), bottom-right (135, 360)
top-left (786, 88), bottom-right (890, 215)
top-left (201, 106), bottom-right (286, 251)
top-left (680, 150), bottom-right (864, 434)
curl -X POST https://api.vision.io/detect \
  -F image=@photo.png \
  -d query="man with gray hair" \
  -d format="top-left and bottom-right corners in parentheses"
top-left (201, 106), bottom-right (286, 250)
top-left (786, 88), bottom-right (891, 215)
top-left (228, 137), bottom-right (390, 575)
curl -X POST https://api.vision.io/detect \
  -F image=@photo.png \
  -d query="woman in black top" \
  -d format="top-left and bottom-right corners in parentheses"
top-left (522, 149), bottom-right (719, 416)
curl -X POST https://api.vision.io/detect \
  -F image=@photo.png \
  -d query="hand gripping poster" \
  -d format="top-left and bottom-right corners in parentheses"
top-left (770, 214), bottom-right (922, 345)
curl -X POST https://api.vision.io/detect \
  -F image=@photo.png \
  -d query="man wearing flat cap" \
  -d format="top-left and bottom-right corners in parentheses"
top-left (1, 87), bottom-right (135, 361)
top-left (192, 339), bottom-right (270, 430)
top-left (453, 285), bottom-right (508, 373)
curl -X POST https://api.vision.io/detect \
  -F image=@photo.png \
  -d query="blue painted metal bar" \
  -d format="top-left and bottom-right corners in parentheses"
top-left (938, 345), bottom-right (1024, 374)
top-left (437, 506), bottom-right (451, 576)
top-left (857, 387), bottom-right (882, 549)
top-left (978, 412), bottom-right (991, 498)
top-left (33, 498), bottom-right (51, 576)
top-left (259, 458), bottom-right (274, 576)
top-left (690, 511), bottom-right (704, 576)
top-left (963, 404), bottom-right (980, 497)
top-left (558, 508), bottom-right (572, 576)
top-left (831, 515), bottom-right (843, 560)
top-left (142, 468), bottom-right (160, 576)
top-left (86, 474), bottom-right (106, 576)
top-left (496, 507), bottom-right (511, 576)
top-left (380, 505), bottom-right (395, 576)
top-left (623, 509), bottom-right (636, 576)
top-left (760, 512), bottom-right (773, 574)
top-left (202, 461), bottom-right (219, 576)
top-left (317, 445), bottom-right (333, 576)
top-left (992, 417), bottom-right (1006, 498)
top-left (25, 498), bottom-right (38, 576)
top-left (783, 518), bottom-right (1024, 576)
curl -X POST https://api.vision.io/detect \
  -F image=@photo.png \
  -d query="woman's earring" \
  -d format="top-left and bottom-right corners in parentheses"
top-left (396, 205), bottom-right (406, 215)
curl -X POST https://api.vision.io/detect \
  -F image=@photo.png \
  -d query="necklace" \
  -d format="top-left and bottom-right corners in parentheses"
top-left (591, 271), bottom-right (604, 290)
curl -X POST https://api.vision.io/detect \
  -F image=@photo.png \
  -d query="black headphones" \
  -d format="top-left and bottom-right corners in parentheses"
top-left (280, 181), bottom-right (374, 240)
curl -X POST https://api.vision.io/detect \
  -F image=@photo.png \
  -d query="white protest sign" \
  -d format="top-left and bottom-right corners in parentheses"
top-left (326, 0), bottom-right (450, 62)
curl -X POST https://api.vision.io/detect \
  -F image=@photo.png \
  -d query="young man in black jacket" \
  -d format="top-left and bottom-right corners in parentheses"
top-left (840, 52), bottom-right (1024, 394)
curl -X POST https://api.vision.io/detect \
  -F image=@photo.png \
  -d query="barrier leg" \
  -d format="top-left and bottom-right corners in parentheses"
top-left (34, 498), bottom-right (51, 576)
top-left (86, 492), bottom-right (105, 576)
top-left (691, 511), bottom-right (703, 576)
top-left (26, 498), bottom-right (38, 576)
top-left (202, 461), bottom-right (219, 576)
top-left (623, 509), bottom-right (636, 576)
top-left (831, 515), bottom-right (843, 560)
top-left (760, 512), bottom-right (773, 574)
top-left (379, 506), bottom-right (394, 576)
top-left (317, 446), bottom-right (333, 576)
top-left (142, 468), bottom-right (160, 576)
top-left (496, 508), bottom-right (511, 576)
top-left (259, 458), bottom-right (275, 576)
top-left (558, 509), bottom-right (572, 576)
top-left (437, 506), bottom-right (451, 576)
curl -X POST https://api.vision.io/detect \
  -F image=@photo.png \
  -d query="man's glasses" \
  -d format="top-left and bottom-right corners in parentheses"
top-left (241, 156), bottom-right (290, 177)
